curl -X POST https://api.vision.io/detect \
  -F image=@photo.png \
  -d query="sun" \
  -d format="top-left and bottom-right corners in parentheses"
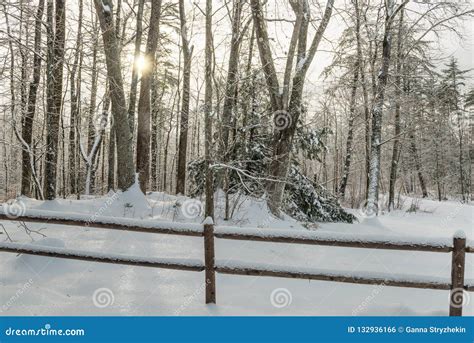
top-left (134, 55), bottom-right (148, 73)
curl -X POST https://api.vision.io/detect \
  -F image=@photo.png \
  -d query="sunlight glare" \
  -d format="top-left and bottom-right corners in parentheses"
top-left (134, 55), bottom-right (148, 73)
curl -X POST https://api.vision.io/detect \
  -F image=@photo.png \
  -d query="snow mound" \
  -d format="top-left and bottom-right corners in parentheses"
top-left (3, 176), bottom-right (152, 221)
top-left (113, 175), bottom-right (151, 219)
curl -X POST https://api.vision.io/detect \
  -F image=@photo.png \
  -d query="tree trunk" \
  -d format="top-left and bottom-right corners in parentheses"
top-left (88, 33), bottom-right (99, 155)
top-left (354, 0), bottom-right (371, 201)
top-left (339, 58), bottom-right (360, 198)
top-left (435, 139), bottom-right (442, 201)
top-left (44, 0), bottom-right (66, 200)
top-left (84, 32), bottom-right (99, 194)
top-left (219, 1), bottom-right (245, 218)
top-left (21, 0), bottom-right (45, 197)
top-left (259, 0), bottom-right (335, 215)
top-left (127, 0), bottom-right (144, 133)
top-left (151, 70), bottom-right (166, 191)
top-left (106, 1), bottom-right (122, 192)
top-left (19, 3), bottom-right (28, 120)
top-left (388, 8), bottom-right (404, 210)
top-left (3, 3), bottom-right (15, 199)
top-left (366, 0), bottom-right (406, 214)
top-left (409, 132), bottom-right (428, 198)
top-left (150, 72), bottom-right (158, 191)
top-left (69, 0), bottom-right (83, 196)
top-left (338, 5), bottom-right (367, 198)
top-left (81, 91), bottom-right (110, 196)
top-left (136, 0), bottom-right (162, 193)
top-left (94, 0), bottom-right (135, 191)
top-left (176, 0), bottom-right (193, 195)
top-left (107, 119), bottom-right (116, 191)
top-left (204, 0), bottom-right (214, 218)
top-left (220, 0), bottom-right (244, 160)
top-left (250, 0), bottom-right (283, 113)
top-left (457, 112), bottom-right (466, 201)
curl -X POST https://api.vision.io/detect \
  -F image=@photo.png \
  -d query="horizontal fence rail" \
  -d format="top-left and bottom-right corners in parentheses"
top-left (1, 212), bottom-right (458, 252)
top-left (0, 211), bottom-right (473, 315)
top-left (215, 263), bottom-right (453, 291)
top-left (214, 230), bottom-right (453, 253)
top-left (0, 242), bottom-right (204, 272)
top-left (0, 212), bottom-right (203, 237)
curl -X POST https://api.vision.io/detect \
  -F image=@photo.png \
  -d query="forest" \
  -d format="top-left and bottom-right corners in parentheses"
top-left (0, 0), bottom-right (473, 318)
top-left (0, 0), bottom-right (472, 223)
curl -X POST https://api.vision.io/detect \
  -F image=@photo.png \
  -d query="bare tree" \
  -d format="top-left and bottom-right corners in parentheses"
top-left (366, 0), bottom-right (408, 214)
top-left (107, 0), bottom-right (123, 192)
top-left (93, 0), bottom-right (135, 191)
top-left (220, 0), bottom-right (245, 159)
top-left (204, 0), bottom-right (214, 218)
top-left (176, 0), bottom-right (193, 195)
top-left (338, 0), bottom-right (363, 199)
top-left (68, 0), bottom-right (83, 196)
top-left (388, 7), bottom-right (404, 210)
top-left (20, 0), bottom-right (45, 198)
top-left (43, 0), bottom-right (66, 200)
top-left (127, 0), bottom-right (145, 132)
top-left (250, 0), bottom-right (335, 215)
top-left (136, 0), bottom-right (163, 193)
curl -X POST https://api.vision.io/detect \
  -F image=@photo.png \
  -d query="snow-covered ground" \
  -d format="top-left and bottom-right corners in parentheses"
top-left (0, 185), bottom-right (472, 316)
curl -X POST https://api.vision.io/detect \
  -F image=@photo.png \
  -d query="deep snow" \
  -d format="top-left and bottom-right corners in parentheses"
top-left (0, 187), bottom-right (472, 316)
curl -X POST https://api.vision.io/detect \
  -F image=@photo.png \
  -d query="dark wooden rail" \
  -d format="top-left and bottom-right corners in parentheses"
top-left (0, 242), bottom-right (204, 272)
top-left (0, 213), bottom-right (203, 237)
top-left (0, 212), bottom-right (472, 315)
top-left (214, 230), bottom-right (453, 252)
top-left (216, 264), bottom-right (452, 290)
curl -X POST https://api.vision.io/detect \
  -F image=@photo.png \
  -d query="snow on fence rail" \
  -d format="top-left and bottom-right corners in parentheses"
top-left (216, 261), bottom-right (453, 290)
top-left (214, 226), bottom-right (456, 252)
top-left (0, 210), bottom-right (203, 237)
top-left (0, 211), bottom-right (462, 252)
top-left (0, 242), bottom-right (204, 272)
top-left (0, 211), bottom-right (472, 316)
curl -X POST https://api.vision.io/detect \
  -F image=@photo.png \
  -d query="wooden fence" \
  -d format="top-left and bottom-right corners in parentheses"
top-left (0, 213), bottom-right (472, 316)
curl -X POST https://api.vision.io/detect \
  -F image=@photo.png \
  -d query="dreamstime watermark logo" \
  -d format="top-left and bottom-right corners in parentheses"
top-left (1, 279), bottom-right (34, 313)
top-left (94, 111), bottom-right (113, 131)
top-left (174, 280), bottom-right (210, 315)
top-left (273, 110), bottom-right (292, 131)
top-left (3, 199), bottom-right (27, 219)
top-left (450, 288), bottom-right (470, 309)
top-left (5, 323), bottom-right (85, 337)
top-left (92, 288), bottom-right (115, 308)
top-left (270, 288), bottom-right (292, 308)
top-left (180, 199), bottom-right (203, 219)
top-left (352, 283), bottom-right (386, 315)
top-left (442, 204), bottom-right (463, 229)
top-left (85, 193), bottom-right (120, 226)
top-left (358, 199), bottom-right (378, 218)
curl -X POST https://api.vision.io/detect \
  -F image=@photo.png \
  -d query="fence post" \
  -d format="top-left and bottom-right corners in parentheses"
top-left (204, 217), bottom-right (216, 304)
top-left (449, 232), bottom-right (466, 316)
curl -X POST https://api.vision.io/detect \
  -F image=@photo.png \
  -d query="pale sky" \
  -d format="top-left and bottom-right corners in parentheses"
top-left (187, 0), bottom-right (474, 108)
